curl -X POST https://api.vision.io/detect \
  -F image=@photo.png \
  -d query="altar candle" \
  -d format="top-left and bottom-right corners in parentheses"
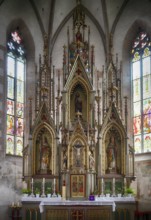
top-left (124, 178), bottom-right (126, 186)
top-left (54, 178), bottom-right (56, 185)
top-left (31, 178), bottom-right (33, 184)
top-left (113, 178), bottom-right (115, 184)
top-left (101, 178), bottom-right (104, 184)
top-left (43, 178), bottom-right (45, 183)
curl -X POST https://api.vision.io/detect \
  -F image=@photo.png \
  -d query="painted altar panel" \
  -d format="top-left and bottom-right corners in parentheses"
top-left (70, 174), bottom-right (85, 198)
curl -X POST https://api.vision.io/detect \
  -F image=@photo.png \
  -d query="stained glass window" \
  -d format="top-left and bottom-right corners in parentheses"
top-left (132, 30), bottom-right (151, 153)
top-left (6, 30), bottom-right (25, 156)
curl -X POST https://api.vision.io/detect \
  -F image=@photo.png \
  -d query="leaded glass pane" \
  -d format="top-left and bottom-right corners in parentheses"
top-left (7, 99), bottom-right (14, 115)
top-left (17, 80), bottom-right (24, 103)
top-left (144, 133), bottom-right (151, 152)
top-left (143, 47), bottom-right (150, 58)
top-left (16, 137), bottom-right (23, 156)
top-left (133, 79), bottom-right (140, 101)
top-left (143, 98), bottom-right (151, 114)
top-left (16, 102), bottom-right (24, 118)
top-left (143, 114), bottom-right (151, 133)
top-left (133, 116), bottom-right (141, 135)
top-left (133, 102), bottom-right (141, 117)
top-left (7, 77), bottom-right (14, 99)
top-left (7, 56), bottom-right (15, 77)
top-left (6, 135), bottom-right (14, 154)
top-left (143, 74), bottom-right (151, 99)
top-left (16, 117), bottom-right (23, 137)
top-left (134, 136), bottom-right (141, 153)
top-left (7, 115), bottom-right (14, 135)
top-left (132, 52), bottom-right (140, 62)
top-left (132, 61), bottom-right (140, 79)
top-left (143, 57), bottom-right (150, 75)
top-left (17, 60), bottom-right (24, 80)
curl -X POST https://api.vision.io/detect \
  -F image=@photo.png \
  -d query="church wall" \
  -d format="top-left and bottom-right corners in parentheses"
top-left (133, 154), bottom-right (151, 211)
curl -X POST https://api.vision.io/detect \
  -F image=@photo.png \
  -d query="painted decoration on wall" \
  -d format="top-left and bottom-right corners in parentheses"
top-left (144, 133), bottom-right (151, 152)
top-left (7, 115), bottom-right (14, 135)
top-left (16, 137), bottom-right (23, 156)
top-left (143, 114), bottom-right (151, 133)
top-left (133, 116), bottom-right (141, 135)
top-left (7, 56), bottom-right (15, 77)
top-left (71, 175), bottom-right (85, 198)
top-left (143, 57), bottom-right (150, 76)
top-left (16, 117), bottom-right (23, 136)
top-left (16, 102), bottom-right (24, 118)
top-left (134, 136), bottom-right (141, 153)
top-left (17, 60), bottom-right (24, 80)
top-left (132, 61), bottom-right (140, 79)
top-left (133, 79), bottom-right (140, 102)
top-left (6, 135), bottom-right (14, 154)
top-left (7, 99), bottom-right (14, 115)
top-left (133, 101), bottom-right (141, 117)
top-left (17, 80), bottom-right (24, 103)
top-left (7, 77), bottom-right (14, 99)
top-left (143, 75), bottom-right (151, 99)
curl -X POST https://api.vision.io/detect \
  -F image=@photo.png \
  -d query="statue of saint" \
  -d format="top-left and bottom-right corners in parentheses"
top-left (106, 136), bottom-right (117, 171)
top-left (63, 152), bottom-right (67, 169)
top-left (75, 92), bottom-right (82, 113)
top-left (40, 137), bottom-right (51, 173)
top-left (89, 150), bottom-right (95, 170)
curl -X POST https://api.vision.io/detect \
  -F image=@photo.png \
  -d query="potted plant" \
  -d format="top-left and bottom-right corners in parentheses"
top-left (124, 187), bottom-right (134, 197)
top-left (46, 187), bottom-right (52, 198)
top-left (116, 187), bottom-right (122, 197)
top-left (35, 188), bottom-right (40, 198)
top-left (105, 189), bottom-right (111, 197)
top-left (22, 188), bottom-right (29, 197)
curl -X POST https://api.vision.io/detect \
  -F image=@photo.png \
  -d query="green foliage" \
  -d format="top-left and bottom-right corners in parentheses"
top-left (124, 187), bottom-right (134, 195)
top-left (35, 187), bottom-right (40, 194)
top-left (46, 187), bottom-right (52, 194)
top-left (22, 188), bottom-right (29, 194)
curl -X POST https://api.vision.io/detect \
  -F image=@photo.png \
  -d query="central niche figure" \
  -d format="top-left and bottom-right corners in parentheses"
top-left (75, 92), bottom-right (82, 113)
top-left (74, 141), bottom-right (82, 167)
top-left (106, 136), bottom-right (117, 173)
top-left (39, 136), bottom-right (51, 174)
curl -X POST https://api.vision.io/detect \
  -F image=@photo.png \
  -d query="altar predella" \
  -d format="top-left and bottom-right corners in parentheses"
top-left (22, 0), bottom-right (135, 200)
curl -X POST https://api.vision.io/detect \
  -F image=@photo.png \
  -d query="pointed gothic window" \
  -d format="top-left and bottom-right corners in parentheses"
top-left (132, 30), bottom-right (151, 153)
top-left (6, 30), bottom-right (25, 156)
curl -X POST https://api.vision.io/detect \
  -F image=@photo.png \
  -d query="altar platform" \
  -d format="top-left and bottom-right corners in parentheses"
top-left (21, 196), bottom-right (137, 220)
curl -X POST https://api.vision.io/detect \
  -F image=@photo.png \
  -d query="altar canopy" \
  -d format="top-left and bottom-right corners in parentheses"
top-left (23, 0), bottom-right (135, 198)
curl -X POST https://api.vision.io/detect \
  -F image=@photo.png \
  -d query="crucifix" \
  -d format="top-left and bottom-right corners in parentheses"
top-left (71, 210), bottom-right (84, 220)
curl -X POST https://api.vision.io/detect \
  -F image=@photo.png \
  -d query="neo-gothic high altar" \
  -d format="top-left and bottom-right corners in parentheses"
top-left (23, 0), bottom-right (135, 200)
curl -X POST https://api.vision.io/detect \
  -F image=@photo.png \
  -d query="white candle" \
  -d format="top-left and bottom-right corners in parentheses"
top-left (31, 178), bottom-right (33, 183)
top-left (113, 178), bottom-right (115, 184)
top-left (101, 178), bottom-right (104, 184)
top-left (54, 178), bottom-right (56, 185)
top-left (43, 178), bottom-right (45, 183)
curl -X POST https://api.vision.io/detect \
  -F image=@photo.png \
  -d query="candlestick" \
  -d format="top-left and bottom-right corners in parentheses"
top-left (101, 178), bottom-right (104, 196)
top-left (41, 178), bottom-right (46, 198)
top-left (112, 178), bottom-right (116, 196)
top-left (30, 178), bottom-right (35, 197)
top-left (52, 178), bottom-right (57, 197)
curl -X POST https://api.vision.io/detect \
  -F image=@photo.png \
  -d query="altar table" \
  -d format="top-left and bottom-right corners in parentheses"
top-left (21, 196), bottom-right (136, 220)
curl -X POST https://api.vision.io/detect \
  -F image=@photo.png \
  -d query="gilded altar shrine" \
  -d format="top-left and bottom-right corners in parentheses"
top-left (23, 0), bottom-right (135, 199)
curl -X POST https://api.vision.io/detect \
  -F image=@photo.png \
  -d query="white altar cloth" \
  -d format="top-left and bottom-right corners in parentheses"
top-left (39, 200), bottom-right (116, 213)
top-left (21, 196), bottom-right (136, 214)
